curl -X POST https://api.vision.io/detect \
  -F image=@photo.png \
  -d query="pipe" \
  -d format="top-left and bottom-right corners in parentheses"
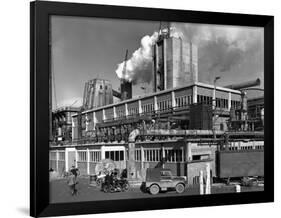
top-left (224, 78), bottom-right (261, 90)
top-left (121, 79), bottom-right (132, 100)
top-left (112, 89), bottom-right (121, 99)
top-left (128, 129), bottom-right (140, 142)
top-left (127, 129), bottom-right (140, 180)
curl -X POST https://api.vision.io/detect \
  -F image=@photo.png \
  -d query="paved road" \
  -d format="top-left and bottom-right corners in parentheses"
top-left (50, 177), bottom-right (264, 203)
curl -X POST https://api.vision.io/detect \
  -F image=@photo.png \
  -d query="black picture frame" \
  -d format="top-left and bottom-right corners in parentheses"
top-left (30, 1), bottom-right (274, 217)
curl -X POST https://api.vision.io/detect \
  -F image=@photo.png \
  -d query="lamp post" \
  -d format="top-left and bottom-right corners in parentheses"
top-left (213, 76), bottom-right (221, 139)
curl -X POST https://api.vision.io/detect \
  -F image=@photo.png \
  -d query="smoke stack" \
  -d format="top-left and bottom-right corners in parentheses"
top-left (121, 79), bottom-right (132, 100)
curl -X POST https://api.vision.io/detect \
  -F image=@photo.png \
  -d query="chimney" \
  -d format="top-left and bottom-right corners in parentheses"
top-left (121, 79), bottom-right (132, 100)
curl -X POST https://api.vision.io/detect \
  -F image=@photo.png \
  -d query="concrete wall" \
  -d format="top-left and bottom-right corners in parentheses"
top-left (58, 161), bottom-right (65, 175)
top-left (49, 160), bottom-right (65, 176)
top-left (89, 162), bottom-right (98, 175)
top-left (197, 86), bottom-right (213, 97)
top-left (190, 143), bottom-right (217, 177)
top-left (165, 38), bottom-right (198, 89)
top-left (164, 162), bottom-right (186, 176)
top-left (187, 161), bottom-right (212, 185)
top-left (77, 162), bottom-right (87, 175)
top-left (49, 160), bottom-right (57, 171)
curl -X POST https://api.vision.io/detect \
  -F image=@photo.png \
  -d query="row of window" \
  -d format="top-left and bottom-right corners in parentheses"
top-left (197, 95), bottom-right (212, 105)
top-left (128, 107), bottom-right (139, 115)
top-left (144, 149), bottom-right (162, 162)
top-left (90, 151), bottom-right (101, 162)
top-left (77, 150), bottom-right (102, 162)
top-left (116, 109), bottom-right (125, 118)
top-left (216, 98), bottom-right (229, 109)
top-left (157, 100), bottom-right (172, 111)
top-left (78, 151), bottom-right (87, 162)
top-left (50, 151), bottom-right (65, 161)
top-left (105, 150), bottom-right (124, 161)
top-left (58, 152), bottom-right (65, 161)
top-left (99, 85), bottom-right (108, 90)
top-left (231, 100), bottom-right (241, 109)
top-left (134, 148), bottom-right (185, 163)
top-left (142, 103), bottom-right (154, 113)
top-left (96, 95), bottom-right (241, 120)
top-left (197, 95), bottom-right (232, 109)
top-left (228, 145), bottom-right (264, 151)
top-left (164, 149), bottom-right (184, 162)
top-left (175, 95), bottom-right (192, 108)
top-left (50, 152), bottom-right (56, 160)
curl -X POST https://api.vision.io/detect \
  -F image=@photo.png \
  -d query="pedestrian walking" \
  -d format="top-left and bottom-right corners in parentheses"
top-left (70, 165), bottom-right (79, 178)
top-left (67, 165), bottom-right (80, 196)
top-left (67, 172), bottom-right (77, 195)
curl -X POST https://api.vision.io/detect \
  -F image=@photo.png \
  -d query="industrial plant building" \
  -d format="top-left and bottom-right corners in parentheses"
top-left (49, 28), bottom-right (264, 184)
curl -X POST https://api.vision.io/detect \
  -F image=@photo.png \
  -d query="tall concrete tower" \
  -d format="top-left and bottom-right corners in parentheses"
top-left (152, 29), bottom-right (198, 92)
top-left (82, 78), bottom-right (113, 109)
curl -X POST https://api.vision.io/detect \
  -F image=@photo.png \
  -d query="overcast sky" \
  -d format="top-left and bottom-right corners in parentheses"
top-left (51, 16), bottom-right (264, 109)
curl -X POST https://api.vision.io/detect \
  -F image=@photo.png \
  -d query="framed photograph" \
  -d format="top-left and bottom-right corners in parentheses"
top-left (30, 1), bottom-right (274, 217)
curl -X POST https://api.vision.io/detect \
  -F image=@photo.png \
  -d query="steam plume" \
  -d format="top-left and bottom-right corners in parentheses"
top-left (115, 32), bottom-right (159, 84)
top-left (172, 23), bottom-right (263, 80)
top-left (115, 23), bottom-right (263, 84)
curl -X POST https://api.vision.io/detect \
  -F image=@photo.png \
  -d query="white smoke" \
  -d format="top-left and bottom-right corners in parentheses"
top-left (172, 23), bottom-right (263, 82)
top-left (115, 32), bottom-right (159, 83)
top-left (115, 23), bottom-right (263, 84)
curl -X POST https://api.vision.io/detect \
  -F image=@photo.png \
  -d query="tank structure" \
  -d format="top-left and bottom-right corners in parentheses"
top-left (152, 29), bottom-right (198, 92)
top-left (51, 106), bottom-right (80, 145)
top-left (82, 78), bottom-right (113, 110)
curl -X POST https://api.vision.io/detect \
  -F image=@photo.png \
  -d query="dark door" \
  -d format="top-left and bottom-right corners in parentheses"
top-left (68, 151), bottom-right (76, 171)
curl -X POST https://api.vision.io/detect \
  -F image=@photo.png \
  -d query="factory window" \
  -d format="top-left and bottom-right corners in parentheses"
top-left (197, 95), bottom-right (212, 105)
top-left (105, 150), bottom-right (124, 161)
top-left (141, 105), bottom-right (146, 113)
top-left (142, 103), bottom-right (154, 113)
top-left (143, 148), bottom-right (161, 162)
top-left (89, 151), bottom-right (101, 162)
top-left (128, 107), bottom-right (139, 115)
top-left (231, 100), bottom-right (241, 109)
top-left (135, 149), bottom-right (141, 161)
top-left (164, 148), bottom-right (184, 163)
top-left (175, 95), bottom-right (190, 108)
top-left (78, 151), bottom-right (87, 162)
top-left (116, 109), bottom-right (125, 118)
top-left (58, 152), bottom-right (65, 161)
top-left (215, 98), bottom-right (229, 109)
top-left (192, 154), bottom-right (210, 161)
top-left (175, 98), bottom-right (179, 107)
top-left (158, 100), bottom-right (172, 111)
top-left (50, 151), bottom-right (57, 160)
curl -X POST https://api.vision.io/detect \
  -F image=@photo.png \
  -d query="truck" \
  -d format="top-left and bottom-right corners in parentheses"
top-left (142, 168), bottom-right (187, 195)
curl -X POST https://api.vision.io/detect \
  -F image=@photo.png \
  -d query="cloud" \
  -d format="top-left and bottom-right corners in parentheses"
top-left (171, 23), bottom-right (263, 77)
top-left (115, 23), bottom-right (263, 86)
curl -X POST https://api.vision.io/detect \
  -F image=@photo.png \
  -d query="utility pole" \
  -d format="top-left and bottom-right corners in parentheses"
top-left (213, 76), bottom-right (221, 139)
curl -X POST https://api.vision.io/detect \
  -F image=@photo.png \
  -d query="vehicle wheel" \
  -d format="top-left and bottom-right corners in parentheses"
top-left (109, 184), bottom-right (115, 193)
top-left (103, 185), bottom-right (109, 193)
top-left (149, 184), bottom-right (160, 195)
top-left (96, 179), bottom-right (101, 187)
top-left (175, 183), bottom-right (185, 194)
top-left (122, 183), bottom-right (129, 192)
